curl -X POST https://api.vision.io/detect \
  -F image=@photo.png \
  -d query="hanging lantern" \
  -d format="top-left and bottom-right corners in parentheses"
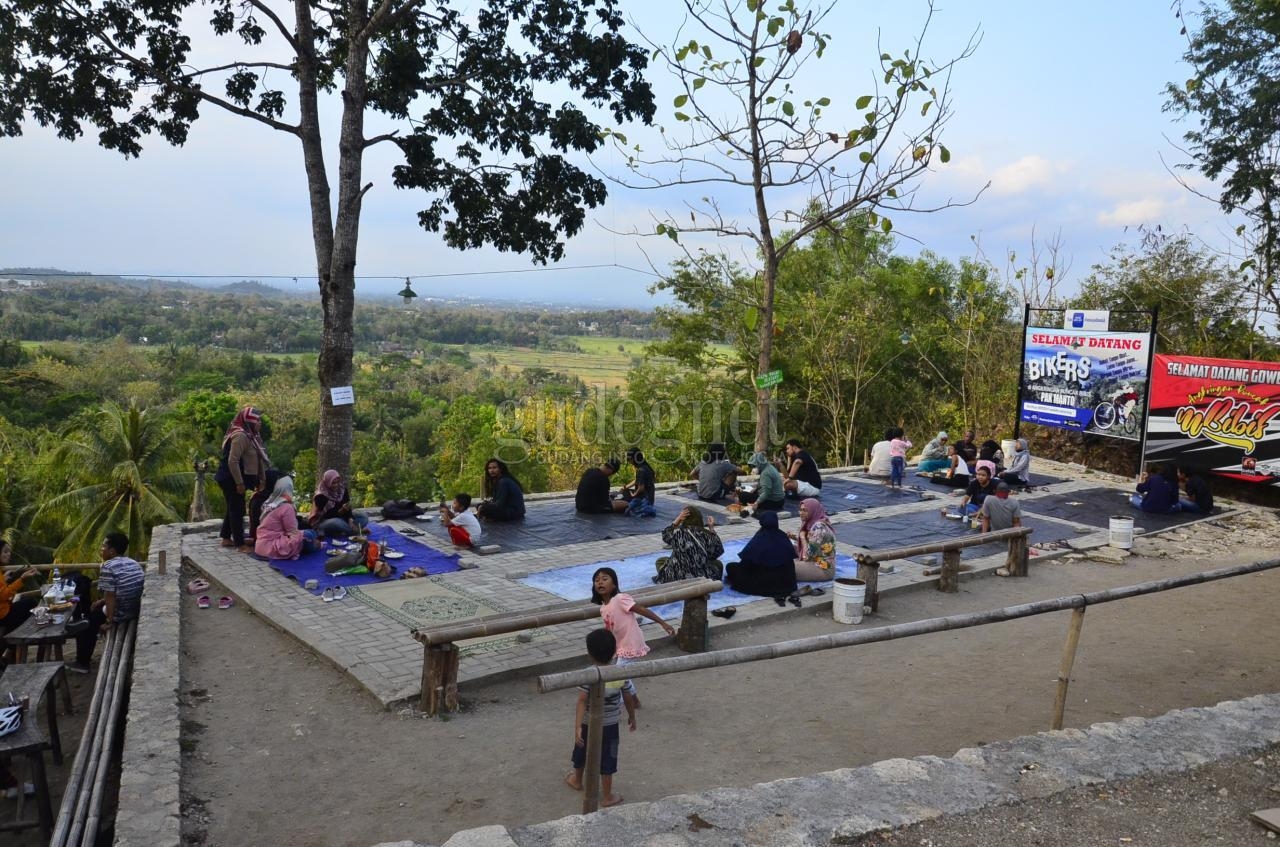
top-left (398, 277), bottom-right (418, 304)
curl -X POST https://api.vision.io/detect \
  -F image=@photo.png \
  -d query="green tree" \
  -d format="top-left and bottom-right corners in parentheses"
top-left (615, 0), bottom-right (976, 450)
top-left (1166, 0), bottom-right (1280, 313)
top-left (34, 402), bottom-right (194, 562)
top-left (1071, 234), bottom-right (1274, 360)
top-left (1, 0), bottom-right (655, 476)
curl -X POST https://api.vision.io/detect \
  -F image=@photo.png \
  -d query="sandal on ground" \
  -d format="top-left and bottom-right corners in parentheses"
top-left (711, 606), bottom-right (736, 619)
top-left (799, 585), bottom-right (825, 597)
top-left (787, 594), bottom-right (802, 608)
top-left (995, 568), bottom-right (1011, 578)
top-left (186, 578), bottom-right (210, 595)
top-left (773, 596), bottom-right (787, 607)
top-left (219, 539), bottom-right (235, 548)
top-left (196, 595), bottom-right (211, 609)
top-left (321, 587), bottom-right (335, 603)
top-left (332, 585), bottom-right (348, 601)
top-left (217, 596), bottom-right (235, 609)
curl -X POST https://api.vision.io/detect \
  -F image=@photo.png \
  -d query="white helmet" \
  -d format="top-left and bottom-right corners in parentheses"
top-left (0, 704), bottom-right (21, 738)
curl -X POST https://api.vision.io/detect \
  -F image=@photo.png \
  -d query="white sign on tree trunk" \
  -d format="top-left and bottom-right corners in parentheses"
top-left (330, 386), bottom-right (355, 406)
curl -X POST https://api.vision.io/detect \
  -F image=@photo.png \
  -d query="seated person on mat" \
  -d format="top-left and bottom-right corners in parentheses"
top-left (725, 511), bottom-right (797, 598)
top-left (575, 458), bottom-right (624, 514)
top-left (255, 476), bottom-right (321, 559)
top-left (979, 482), bottom-right (1023, 532)
top-left (310, 469), bottom-right (371, 537)
top-left (655, 506), bottom-right (724, 583)
top-left (689, 443), bottom-right (738, 501)
top-left (617, 448), bottom-right (657, 515)
top-left (999, 438), bottom-right (1032, 487)
top-left (929, 444), bottom-right (971, 488)
top-left (441, 493), bottom-right (483, 546)
top-left (915, 431), bottom-right (950, 473)
top-left (737, 450), bottom-right (786, 513)
top-left (788, 498), bottom-right (836, 582)
top-left (782, 439), bottom-right (823, 498)
top-left (1176, 465), bottom-right (1214, 514)
top-left (958, 465), bottom-right (997, 516)
top-left (477, 458), bottom-right (526, 522)
top-left (1130, 464), bottom-right (1179, 513)
top-left (866, 428), bottom-right (894, 478)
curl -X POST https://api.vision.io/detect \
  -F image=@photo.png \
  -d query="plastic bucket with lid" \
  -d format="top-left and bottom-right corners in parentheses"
top-left (1109, 515), bottom-right (1134, 549)
top-left (832, 578), bottom-right (866, 624)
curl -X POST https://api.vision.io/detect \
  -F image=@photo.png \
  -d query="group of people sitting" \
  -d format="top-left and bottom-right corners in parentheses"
top-left (868, 428), bottom-right (1033, 490)
top-left (1131, 464), bottom-right (1214, 514)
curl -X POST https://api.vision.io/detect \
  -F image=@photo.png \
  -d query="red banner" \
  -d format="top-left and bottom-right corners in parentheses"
top-left (1145, 354), bottom-right (1280, 484)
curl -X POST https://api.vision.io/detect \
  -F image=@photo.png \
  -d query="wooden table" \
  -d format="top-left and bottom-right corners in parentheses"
top-left (0, 663), bottom-right (66, 839)
top-left (4, 616), bottom-right (70, 663)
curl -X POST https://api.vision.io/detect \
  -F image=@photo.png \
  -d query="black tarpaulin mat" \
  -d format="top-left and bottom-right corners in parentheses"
top-left (805, 477), bottom-right (933, 513)
top-left (833, 511), bottom-right (1087, 562)
top-left (412, 496), bottom-right (693, 552)
top-left (1020, 487), bottom-right (1208, 531)
top-left (916, 471), bottom-right (1067, 492)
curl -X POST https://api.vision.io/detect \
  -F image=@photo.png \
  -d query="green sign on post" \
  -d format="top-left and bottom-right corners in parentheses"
top-left (755, 369), bottom-right (783, 389)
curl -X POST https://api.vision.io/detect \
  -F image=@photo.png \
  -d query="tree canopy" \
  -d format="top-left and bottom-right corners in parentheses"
top-left (0, 0), bottom-right (656, 474)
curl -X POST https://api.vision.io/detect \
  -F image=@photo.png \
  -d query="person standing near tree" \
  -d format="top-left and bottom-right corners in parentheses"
top-left (214, 406), bottom-right (270, 553)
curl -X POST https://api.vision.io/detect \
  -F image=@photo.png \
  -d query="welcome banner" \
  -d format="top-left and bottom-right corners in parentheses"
top-left (1144, 354), bottom-right (1280, 484)
top-left (1019, 327), bottom-right (1152, 440)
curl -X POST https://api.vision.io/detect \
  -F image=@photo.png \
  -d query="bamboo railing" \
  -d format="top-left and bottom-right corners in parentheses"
top-left (541, 558), bottom-right (1280, 813)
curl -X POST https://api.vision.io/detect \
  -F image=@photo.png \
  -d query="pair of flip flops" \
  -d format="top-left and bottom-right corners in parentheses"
top-left (321, 586), bottom-right (348, 602)
top-left (399, 567), bottom-right (428, 580)
top-left (195, 595), bottom-right (235, 609)
top-left (187, 578), bottom-right (210, 595)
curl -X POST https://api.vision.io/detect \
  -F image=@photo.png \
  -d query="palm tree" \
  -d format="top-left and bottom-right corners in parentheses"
top-left (36, 401), bottom-right (194, 562)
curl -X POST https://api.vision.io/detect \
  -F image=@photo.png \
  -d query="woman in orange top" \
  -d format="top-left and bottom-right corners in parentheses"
top-left (0, 539), bottom-right (39, 634)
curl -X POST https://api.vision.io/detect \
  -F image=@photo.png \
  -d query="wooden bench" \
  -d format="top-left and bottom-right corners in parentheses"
top-left (412, 577), bottom-right (722, 715)
top-left (853, 526), bottom-right (1033, 610)
top-left (0, 662), bottom-right (69, 839)
top-left (49, 618), bottom-right (137, 847)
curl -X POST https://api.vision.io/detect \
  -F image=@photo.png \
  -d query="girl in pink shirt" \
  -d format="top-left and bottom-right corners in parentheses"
top-left (591, 567), bottom-right (677, 703)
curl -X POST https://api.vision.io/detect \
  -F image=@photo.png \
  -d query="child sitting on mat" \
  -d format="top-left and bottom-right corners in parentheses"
top-left (440, 493), bottom-right (483, 547)
top-left (564, 629), bottom-right (637, 808)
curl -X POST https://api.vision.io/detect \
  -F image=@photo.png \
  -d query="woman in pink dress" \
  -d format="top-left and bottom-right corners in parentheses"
top-left (254, 477), bottom-right (320, 560)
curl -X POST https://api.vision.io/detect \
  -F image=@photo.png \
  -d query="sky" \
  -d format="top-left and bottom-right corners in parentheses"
top-left (0, 1), bottom-right (1239, 308)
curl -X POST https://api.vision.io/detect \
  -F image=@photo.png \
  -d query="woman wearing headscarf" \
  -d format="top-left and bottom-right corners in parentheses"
top-left (214, 405), bottom-right (270, 552)
top-left (247, 467), bottom-right (284, 544)
top-left (255, 477), bottom-right (321, 560)
top-left (791, 498), bottom-right (837, 582)
top-left (654, 505), bottom-right (725, 583)
top-left (310, 469), bottom-right (371, 537)
top-left (1000, 438), bottom-right (1032, 487)
top-left (916, 431), bottom-right (950, 473)
top-left (725, 511), bottom-right (798, 598)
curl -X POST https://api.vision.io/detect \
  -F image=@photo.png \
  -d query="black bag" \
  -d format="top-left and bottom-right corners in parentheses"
top-left (381, 499), bottom-right (425, 520)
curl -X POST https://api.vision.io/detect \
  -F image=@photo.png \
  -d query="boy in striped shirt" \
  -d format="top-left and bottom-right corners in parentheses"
top-left (564, 629), bottom-right (637, 807)
top-left (65, 532), bottom-right (145, 673)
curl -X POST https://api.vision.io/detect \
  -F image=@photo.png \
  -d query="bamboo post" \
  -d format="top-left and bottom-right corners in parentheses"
top-left (158, 550), bottom-right (167, 575)
top-left (422, 643), bottom-right (459, 716)
top-left (1051, 607), bottom-right (1087, 730)
top-left (856, 556), bottom-right (879, 613)
top-left (676, 596), bottom-right (706, 653)
top-left (83, 619), bottom-right (137, 841)
top-left (1006, 533), bottom-right (1029, 577)
top-left (581, 681), bottom-right (605, 815)
top-left (939, 548), bottom-right (961, 593)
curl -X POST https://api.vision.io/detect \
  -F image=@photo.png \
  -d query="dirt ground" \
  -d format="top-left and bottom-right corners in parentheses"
top-left (179, 520), bottom-right (1280, 847)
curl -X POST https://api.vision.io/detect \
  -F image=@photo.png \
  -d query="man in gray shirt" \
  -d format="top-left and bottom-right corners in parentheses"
top-left (979, 482), bottom-right (1023, 533)
top-left (689, 444), bottom-right (738, 501)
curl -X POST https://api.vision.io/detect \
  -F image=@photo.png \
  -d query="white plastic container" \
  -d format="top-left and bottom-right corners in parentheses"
top-left (1109, 515), bottom-right (1134, 549)
top-left (832, 577), bottom-right (866, 624)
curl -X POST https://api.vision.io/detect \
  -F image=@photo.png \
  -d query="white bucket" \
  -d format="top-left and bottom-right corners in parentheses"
top-left (1109, 515), bottom-right (1134, 549)
top-left (832, 578), bottom-right (866, 624)
top-left (1001, 438), bottom-right (1018, 460)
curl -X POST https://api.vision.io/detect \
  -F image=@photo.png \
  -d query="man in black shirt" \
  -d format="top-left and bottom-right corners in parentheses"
top-left (1176, 466), bottom-right (1214, 514)
top-left (781, 438), bottom-right (822, 498)
top-left (954, 430), bottom-right (978, 465)
top-left (576, 459), bottom-right (621, 514)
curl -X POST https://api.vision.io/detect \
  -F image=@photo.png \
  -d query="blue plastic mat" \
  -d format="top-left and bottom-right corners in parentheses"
top-left (518, 542), bottom-right (861, 620)
top-left (269, 522), bottom-right (461, 595)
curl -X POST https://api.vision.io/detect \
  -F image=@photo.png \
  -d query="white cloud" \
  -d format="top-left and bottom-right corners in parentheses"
top-left (989, 155), bottom-right (1061, 196)
top-left (1096, 198), bottom-right (1171, 227)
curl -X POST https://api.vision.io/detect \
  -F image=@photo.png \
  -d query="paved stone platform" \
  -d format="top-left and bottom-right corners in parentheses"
top-left (183, 462), bottom-right (1219, 707)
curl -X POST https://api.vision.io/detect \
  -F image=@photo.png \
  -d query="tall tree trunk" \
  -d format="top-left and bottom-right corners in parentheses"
top-left (315, 1), bottom-right (371, 478)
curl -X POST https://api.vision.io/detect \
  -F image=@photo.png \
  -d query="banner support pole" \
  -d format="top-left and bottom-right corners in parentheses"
top-left (1135, 306), bottom-right (1160, 478)
top-left (1013, 303), bottom-right (1032, 441)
